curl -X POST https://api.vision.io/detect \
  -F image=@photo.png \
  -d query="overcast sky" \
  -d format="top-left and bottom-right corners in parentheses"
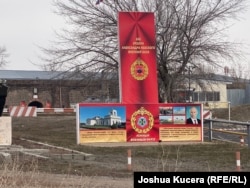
top-left (1, 0), bottom-right (250, 73)
top-left (0, 0), bottom-right (64, 70)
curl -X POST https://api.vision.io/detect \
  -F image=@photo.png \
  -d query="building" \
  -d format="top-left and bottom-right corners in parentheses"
top-left (178, 73), bottom-right (250, 108)
top-left (0, 70), bottom-right (119, 109)
top-left (86, 109), bottom-right (122, 126)
top-left (1, 70), bottom-right (249, 109)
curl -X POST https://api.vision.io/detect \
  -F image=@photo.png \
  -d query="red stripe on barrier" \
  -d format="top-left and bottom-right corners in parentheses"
top-left (203, 110), bottom-right (211, 119)
top-left (43, 108), bottom-right (55, 113)
top-left (12, 106), bottom-right (19, 117)
top-left (64, 108), bottom-right (74, 113)
top-left (22, 106), bottom-right (29, 116)
top-left (29, 106), bottom-right (37, 117)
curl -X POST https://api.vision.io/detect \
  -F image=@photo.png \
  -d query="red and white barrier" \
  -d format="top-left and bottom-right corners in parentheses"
top-left (203, 110), bottom-right (211, 119)
top-left (9, 106), bottom-right (37, 117)
top-left (4, 108), bottom-right (76, 114)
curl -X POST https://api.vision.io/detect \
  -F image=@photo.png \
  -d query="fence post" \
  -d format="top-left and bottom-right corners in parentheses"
top-left (208, 120), bottom-right (213, 142)
top-left (248, 125), bottom-right (250, 149)
top-left (127, 149), bottom-right (132, 171)
top-left (236, 151), bottom-right (241, 171)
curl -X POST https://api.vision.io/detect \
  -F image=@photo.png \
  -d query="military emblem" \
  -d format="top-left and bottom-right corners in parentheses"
top-left (130, 58), bottom-right (149, 80)
top-left (131, 107), bottom-right (154, 133)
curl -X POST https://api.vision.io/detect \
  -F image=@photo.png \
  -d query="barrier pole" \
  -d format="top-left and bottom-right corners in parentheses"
top-left (128, 149), bottom-right (132, 171)
top-left (236, 151), bottom-right (241, 171)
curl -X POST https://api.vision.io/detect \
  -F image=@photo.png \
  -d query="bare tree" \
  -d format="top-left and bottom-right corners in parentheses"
top-left (0, 46), bottom-right (8, 67)
top-left (41, 0), bottom-right (247, 102)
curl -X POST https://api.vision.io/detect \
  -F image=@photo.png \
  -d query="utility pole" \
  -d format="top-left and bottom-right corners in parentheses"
top-left (188, 66), bottom-right (191, 103)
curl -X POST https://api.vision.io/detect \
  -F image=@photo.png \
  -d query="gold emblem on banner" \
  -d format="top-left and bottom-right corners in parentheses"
top-left (131, 107), bottom-right (154, 133)
top-left (130, 58), bottom-right (149, 80)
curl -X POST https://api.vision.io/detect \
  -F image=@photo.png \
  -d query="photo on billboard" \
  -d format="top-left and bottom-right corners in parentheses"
top-left (173, 106), bottom-right (186, 124)
top-left (185, 105), bottom-right (201, 125)
top-left (159, 106), bottom-right (173, 125)
top-left (79, 106), bottom-right (126, 130)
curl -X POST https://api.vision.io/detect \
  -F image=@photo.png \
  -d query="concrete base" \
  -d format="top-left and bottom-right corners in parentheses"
top-left (0, 117), bottom-right (12, 145)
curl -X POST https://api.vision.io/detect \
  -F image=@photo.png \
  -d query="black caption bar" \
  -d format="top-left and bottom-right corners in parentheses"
top-left (134, 172), bottom-right (250, 188)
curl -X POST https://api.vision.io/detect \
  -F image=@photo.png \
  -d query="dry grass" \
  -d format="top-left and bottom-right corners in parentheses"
top-left (0, 156), bottom-right (132, 188)
top-left (0, 169), bottom-right (131, 188)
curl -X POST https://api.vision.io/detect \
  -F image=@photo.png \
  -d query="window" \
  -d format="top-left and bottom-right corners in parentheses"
top-left (193, 91), bottom-right (220, 102)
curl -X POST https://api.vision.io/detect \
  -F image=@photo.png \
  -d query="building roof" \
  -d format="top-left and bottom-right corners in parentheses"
top-left (0, 70), bottom-right (248, 83)
top-left (204, 73), bottom-right (250, 83)
top-left (0, 70), bottom-right (63, 80)
top-left (0, 70), bottom-right (118, 81)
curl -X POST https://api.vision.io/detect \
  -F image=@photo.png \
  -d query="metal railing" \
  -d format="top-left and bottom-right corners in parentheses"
top-left (204, 118), bottom-right (250, 149)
